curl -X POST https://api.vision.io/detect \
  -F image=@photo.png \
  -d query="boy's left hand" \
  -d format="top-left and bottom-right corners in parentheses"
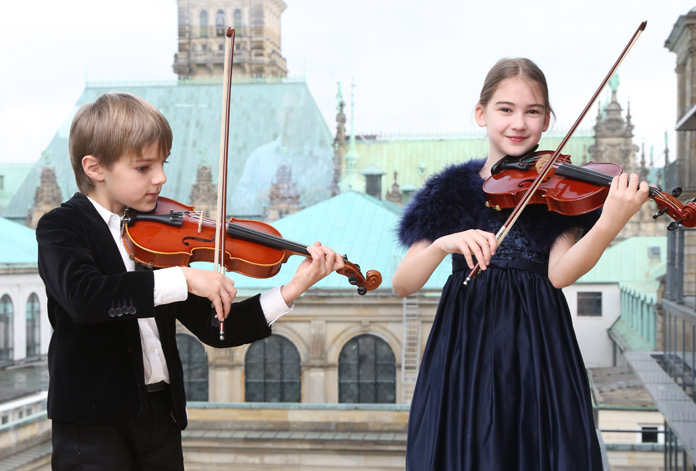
top-left (280, 242), bottom-right (345, 305)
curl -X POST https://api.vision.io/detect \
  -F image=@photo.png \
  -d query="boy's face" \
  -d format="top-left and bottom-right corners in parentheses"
top-left (92, 142), bottom-right (168, 214)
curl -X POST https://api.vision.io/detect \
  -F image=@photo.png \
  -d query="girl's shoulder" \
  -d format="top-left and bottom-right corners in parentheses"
top-left (397, 158), bottom-right (487, 247)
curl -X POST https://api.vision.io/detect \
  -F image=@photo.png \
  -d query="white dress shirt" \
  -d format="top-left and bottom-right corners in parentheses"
top-left (87, 197), bottom-right (292, 385)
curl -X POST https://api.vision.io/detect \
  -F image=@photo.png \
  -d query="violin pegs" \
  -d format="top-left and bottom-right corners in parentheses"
top-left (667, 220), bottom-right (682, 231)
top-left (653, 208), bottom-right (668, 219)
top-left (672, 187), bottom-right (683, 197)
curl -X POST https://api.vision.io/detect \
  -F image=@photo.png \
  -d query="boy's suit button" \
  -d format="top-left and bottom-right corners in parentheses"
top-left (129, 306), bottom-right (137, 315)
top-left (116, 307), bottom-right (124, 317)
top-left (108, 308), bottom-right (116, 317)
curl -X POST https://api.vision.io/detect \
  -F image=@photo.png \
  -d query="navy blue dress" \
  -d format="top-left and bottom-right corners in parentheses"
top-left (398, 159), bottom-right (603, 471)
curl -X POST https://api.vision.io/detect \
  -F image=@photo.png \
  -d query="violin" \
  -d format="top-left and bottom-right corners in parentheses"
top-left (482, 149), bottom-right (696, 230)
top-left (122, 197), bottom-right (383, 295)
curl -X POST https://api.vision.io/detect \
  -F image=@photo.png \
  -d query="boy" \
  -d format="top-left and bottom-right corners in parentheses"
top-left (36, 92), bottom-right (344, 470)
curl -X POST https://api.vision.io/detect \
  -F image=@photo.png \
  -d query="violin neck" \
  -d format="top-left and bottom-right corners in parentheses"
top-left (556, 163), bottom-right (659, 197)
top-left (226, 222), bottom-right (311, 257)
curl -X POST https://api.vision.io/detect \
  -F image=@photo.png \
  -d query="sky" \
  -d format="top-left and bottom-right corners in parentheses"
top-left (0, 0), bottom-right (694, 168)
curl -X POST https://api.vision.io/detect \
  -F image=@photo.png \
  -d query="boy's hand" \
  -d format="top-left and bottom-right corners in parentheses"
top-left (280, 242), bottom-right (345, 305)
top-left (180, 267), bottom-right (237, 322)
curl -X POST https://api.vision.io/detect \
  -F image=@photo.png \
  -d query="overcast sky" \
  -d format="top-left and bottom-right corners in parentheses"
top-left (0, 0), bottom-right (693, 167)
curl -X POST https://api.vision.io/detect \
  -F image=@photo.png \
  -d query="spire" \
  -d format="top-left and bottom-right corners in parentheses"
top-left (385, 171), bottom-right (403, 204)
top-left (265, 164), bottom-right (300, 222)
top-left (27, 150), bottom-right (62, 228)
top-left (639, 140), bottom-right (648, 181)
top-left (330, 82), bottom-right (346, 197)
top-left (189, 148), bottom-right (217, 217)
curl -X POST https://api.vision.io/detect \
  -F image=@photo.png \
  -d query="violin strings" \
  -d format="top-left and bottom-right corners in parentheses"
top-left (180, 211), bottom-right (310, 255)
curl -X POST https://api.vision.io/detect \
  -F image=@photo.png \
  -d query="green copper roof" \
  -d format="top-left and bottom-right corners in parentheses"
top-left (0, 217), bottom-right (37, 267)
top-left (211, 190), bottom-right (450, 293)
top-left (608, 317), bottom-right (654, 353)
top-left (3, 79), bottom-right (334, 220)
top-left (350, 131), bottom-right (596, 193)
top-left (0, 163), bottom-right (33, 213)
top-left (578, 236), bottom-right (666, 284)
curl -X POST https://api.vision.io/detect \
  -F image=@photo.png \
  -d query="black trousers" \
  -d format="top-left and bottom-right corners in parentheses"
top-left (51, 388), bottom-right (183, 471)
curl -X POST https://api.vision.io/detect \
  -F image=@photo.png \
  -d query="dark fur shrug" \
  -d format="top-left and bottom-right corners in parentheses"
top-left (397, 159), bottom-right (600, 260)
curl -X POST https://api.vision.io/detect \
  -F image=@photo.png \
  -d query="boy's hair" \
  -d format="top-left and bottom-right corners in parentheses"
top-left (69, 92), bottom-right (173, 193)
top-left (478, 58), bottom-right (555, 119)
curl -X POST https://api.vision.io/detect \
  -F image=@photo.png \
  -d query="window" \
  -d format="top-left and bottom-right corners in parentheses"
top-left (338, 334), bottom-right (396, 403)
top-left (233, 9), bottom-right (242, 29)
top-left (245, 335), bottom-right (301, 402)
top-left (175, 334), bottom-right (208, 401)
top-left (26, 293), bottom-right (40, 358)
top-left (0, 295), bottom-right (13, 361)
top-left (648, 246), bottom-right (661, 261)
top-left (215, 10), bottom-right (226, 36)
top-left (577, 291), bottom-right (602, 317)
top-left (199, 10), bottom-right (208, 38)
top-left (641, 425), bottom-right (659, 443)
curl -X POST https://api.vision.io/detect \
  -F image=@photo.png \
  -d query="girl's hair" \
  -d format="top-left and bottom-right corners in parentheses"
top-left (69, 92), bottom-right (173, 193)
top-left (478, 58), bottom-right (554, 118)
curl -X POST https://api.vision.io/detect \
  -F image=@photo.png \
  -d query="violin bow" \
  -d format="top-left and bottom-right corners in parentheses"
top-left (214, 28), bottom-right (236, 339)
top-left (464, 21), bottom-right (647, 286)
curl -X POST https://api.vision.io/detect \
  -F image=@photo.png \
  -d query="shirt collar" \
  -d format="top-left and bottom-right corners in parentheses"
top-left (86, 196), bottom-right (121, 228)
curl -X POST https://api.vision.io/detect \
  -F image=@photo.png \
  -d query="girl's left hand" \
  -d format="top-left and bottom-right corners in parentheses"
top-left (280, 242), bottom-right (345, 304)
top-left (600, 172), bottom-right (650, 229)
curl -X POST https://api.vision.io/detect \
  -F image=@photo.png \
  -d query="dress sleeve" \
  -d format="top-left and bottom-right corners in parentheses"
top-left (397, 162), bottom-right (484, 247)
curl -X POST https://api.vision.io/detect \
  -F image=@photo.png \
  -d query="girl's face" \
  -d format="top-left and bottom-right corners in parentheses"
top-left (475, 77), bottom-right (550, 162)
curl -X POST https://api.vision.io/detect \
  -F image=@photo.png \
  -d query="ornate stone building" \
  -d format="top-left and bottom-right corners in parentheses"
top-left (263, 164), bottom-right (300, 222)
top-left (27, 164), bottom-right (62, 229)
top-left (189, 161), bottom-right (217, 217)
top-left (588, 75), bottom-right (639, 174)
top-left (173, 0), bottom-right (288, 79)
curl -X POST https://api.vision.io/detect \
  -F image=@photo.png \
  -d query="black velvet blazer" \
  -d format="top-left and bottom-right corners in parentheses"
top-left (36, 193), bottom-right (271, 428)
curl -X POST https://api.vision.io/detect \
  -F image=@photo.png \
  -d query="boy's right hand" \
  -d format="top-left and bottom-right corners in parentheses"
top-left (180, 267), bottom-right (237, 322)
top-left (434, 229), bottom-right (498, 270)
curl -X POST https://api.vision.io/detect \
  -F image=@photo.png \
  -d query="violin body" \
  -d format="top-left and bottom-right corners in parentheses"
top-left (123, 197), bottom-right (382, 295)
top-left (483, 151), bottom-right (622, 216)
top-left (481, 150), bottom-right (696, 229)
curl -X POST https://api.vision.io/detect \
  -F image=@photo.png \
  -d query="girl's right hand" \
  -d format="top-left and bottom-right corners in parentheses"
top-left (434, 229), bottom-right (498, 270)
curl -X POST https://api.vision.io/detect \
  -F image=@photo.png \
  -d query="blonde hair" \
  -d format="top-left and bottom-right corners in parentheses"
top-left (69, 92), bottom-right (173, 193)
top-left (478, 58), bottom-right (554, 118)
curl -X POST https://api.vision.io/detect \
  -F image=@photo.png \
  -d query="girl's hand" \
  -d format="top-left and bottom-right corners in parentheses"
top-left (280, 242), bottom-right (345, 304)
top-left (434, 229), bottom-right (498, 270)
top-left (180, 267), bottom-right (237, 322)
top-left (599, 173), bottom-right (650, 231)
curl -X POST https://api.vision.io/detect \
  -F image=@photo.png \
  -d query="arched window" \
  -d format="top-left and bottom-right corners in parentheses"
top-left (245, 335), bottom-right (300, 402)
top-left (338, 334), bottom-right (396, 403)
top-left (233, 9), bottom-right (242, 29)
top-left (215, 9), bottom-right (226, 37)
top-left (199, 10), bottom-right (209, 38)
top-left (0, 295), bottom-right (13, 362)
top-left (25, 294), bottom-right (40, 358)
top-left (175, 333), bottom-right (208, 401)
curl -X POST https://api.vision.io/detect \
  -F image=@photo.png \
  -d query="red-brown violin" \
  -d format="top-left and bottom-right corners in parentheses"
top-left (122, 197), bottom-right (382, 295)
top-left (482, 149), bottom-right (696, 230)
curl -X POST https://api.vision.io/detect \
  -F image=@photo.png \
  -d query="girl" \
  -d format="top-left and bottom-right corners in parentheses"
top-left (393, 58), bottom-right (649, 470)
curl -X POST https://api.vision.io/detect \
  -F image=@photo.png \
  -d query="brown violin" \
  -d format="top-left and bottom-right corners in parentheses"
top-left (122, 197), bottom-right (382, 295)
top-left (482, 149), bottom-right (696, 230)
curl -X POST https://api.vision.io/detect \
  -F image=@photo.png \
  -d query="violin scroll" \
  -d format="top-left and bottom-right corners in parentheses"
top-left (337, 259), bottom-right (383, 295)
top-left (651, 187), bottom-right (696, 230)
